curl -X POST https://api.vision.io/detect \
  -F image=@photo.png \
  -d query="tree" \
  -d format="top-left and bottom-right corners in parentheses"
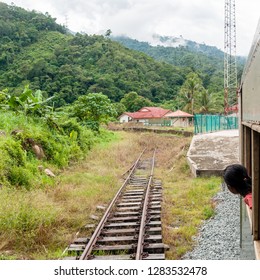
top-left (176, 73), bottom-right (204, 114)
top-left (196, 90), bottom-right (224, 114)
top-left (71, 93), bottom-right (116, 132)
top-left (120, 91), bottom-right (153, 112)
top-left (105, 29), bottom-right (112, 37)
top-left (113, 102), bottom-right (126, 117)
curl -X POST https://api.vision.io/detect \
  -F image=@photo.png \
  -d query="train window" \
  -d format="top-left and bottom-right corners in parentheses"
top-left (242, 126), bottom-right (251, 175)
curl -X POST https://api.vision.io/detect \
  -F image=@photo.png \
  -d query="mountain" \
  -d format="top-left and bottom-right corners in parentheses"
top-left (112, 34), bottom-right (246, 66)
top-left (0, 2), bottom-right (192, 106)
top-left (112, 35), bottom-right (246, 92)
top-left (147, 34), bottom-right (224, 58)
top-left (0, 2), bottom-right (244, 111)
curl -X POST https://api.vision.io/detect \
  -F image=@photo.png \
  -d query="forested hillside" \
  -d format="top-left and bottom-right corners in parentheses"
top-left (0, 2), bottom-right (240, 114)
top-left (112, 35), bottom-right (246, 94)
top-left (0, 3), bottom-right (242, 114)
top-left (0, 2), bottom-right (191, 108)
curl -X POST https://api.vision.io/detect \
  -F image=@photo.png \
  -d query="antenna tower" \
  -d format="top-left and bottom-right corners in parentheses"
top-left (65, 14), bottom-right (69, 29)
top-left (224, 0), bottom-right (238, 114)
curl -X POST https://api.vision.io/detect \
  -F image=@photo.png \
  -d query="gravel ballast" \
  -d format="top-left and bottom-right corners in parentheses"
top-left (183, 184), bottom-right (241, 260)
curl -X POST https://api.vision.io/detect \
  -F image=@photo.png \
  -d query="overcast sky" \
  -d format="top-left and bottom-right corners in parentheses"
top-left (1, 0), bottom-right (260, 56)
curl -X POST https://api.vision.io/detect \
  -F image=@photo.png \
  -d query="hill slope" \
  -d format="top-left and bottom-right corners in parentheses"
top-left (0, 2), bottom-right (192, 106)
top-left (112, 35), bottom-right (246, 93)
top-left (0, 3), bottom-right (244, 111)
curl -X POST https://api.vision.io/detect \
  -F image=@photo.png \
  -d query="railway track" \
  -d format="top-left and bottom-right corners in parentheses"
top-left (64, 148), bottom-right (168, 260)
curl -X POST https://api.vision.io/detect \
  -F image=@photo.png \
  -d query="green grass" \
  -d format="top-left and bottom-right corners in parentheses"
top-left (161, 159), bottom-right (221, 259)
top-left (0, 188), bottom-right (59, 256)
top-left (0, 110), bottom-right (119, 259)
top-left (0, 130), bottom-right (222, 259)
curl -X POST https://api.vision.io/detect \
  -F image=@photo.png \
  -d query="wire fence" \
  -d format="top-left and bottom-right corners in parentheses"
top-left (194, 114), bottom-right (238, 134)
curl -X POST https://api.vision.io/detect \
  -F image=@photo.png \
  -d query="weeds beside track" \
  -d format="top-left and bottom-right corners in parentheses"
top-left (63, 148), bottom-right (168, 260)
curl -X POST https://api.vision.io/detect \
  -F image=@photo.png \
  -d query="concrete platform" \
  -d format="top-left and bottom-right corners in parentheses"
top-left (187, 129), bottom-right (239, 177)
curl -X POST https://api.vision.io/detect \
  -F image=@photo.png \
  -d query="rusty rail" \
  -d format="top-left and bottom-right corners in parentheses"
top-left (135, 149), bottom-right (156, 259)
top-left (64, 148), bottom-right (167, 260)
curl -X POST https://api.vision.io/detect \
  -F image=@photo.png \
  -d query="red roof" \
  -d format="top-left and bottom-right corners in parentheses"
top-left (122, 107), bottom-right (172, 119)
top-left (165, 110), bottom-right (193, 118)
top-left (225, 104), bottom-right (238, 113)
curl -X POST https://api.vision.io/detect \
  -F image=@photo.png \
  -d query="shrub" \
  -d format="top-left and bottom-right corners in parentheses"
top-left (0, 111), bottom-right (96, 188)
top-left (0, 137), bottom-right (27, 187)
top-left (7, 166), bottom-right (34, 189)
top-left (59, 118), bottom-right (94, 152)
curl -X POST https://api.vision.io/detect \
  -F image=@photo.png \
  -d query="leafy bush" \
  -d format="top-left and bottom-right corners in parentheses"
top-left (7, 166), bottom-right (33, 189)
top-left (59, 118), bottom-right (94, 153)
top-left (0, 137), bottom-right (26, 186)
top-left (0, 110), bottom-right (96, 188)
top-left (70, 93), bottom-right (117, 132)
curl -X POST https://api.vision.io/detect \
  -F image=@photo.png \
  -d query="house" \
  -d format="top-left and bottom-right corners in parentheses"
top-left (119, 107), bottom-right (172, 125)
top-left (165, 110), bottom-right (193, 127)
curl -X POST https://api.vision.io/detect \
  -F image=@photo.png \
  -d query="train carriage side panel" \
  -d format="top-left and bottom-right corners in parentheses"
top-left (240, 18), bottom-right (260, 259)
top-left (241, 19), bottom-right (260, 122)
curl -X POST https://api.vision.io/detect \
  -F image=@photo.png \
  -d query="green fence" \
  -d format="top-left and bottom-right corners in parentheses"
top-left (194, 114), bottom-right (238, 134)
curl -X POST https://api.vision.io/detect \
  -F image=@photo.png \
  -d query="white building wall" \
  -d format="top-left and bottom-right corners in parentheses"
top-left (170, 118), bottom-right (192, 127)
top-left (119, 114), bottom-right (131, 123)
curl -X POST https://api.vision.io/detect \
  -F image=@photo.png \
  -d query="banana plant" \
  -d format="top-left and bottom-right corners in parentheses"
top-left (0, 85), bottom-right (54, 117)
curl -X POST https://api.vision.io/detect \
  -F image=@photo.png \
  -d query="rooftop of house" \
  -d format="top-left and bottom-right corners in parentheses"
top-left (165, 110), bottom-right (193, 118)
top-left (122, 107), bottom-right (172, 119)
top-left (121, 107), bottom-right (193, 119)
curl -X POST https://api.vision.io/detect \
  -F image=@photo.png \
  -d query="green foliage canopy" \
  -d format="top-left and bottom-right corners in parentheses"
top-left (70, 93), bottom-right (117, 132)
top-left (0, 3), bottom-right (189, 107)
top-left (0, 85), bottom-right (54, 117)
top-left (120, 91), bottom-right (153, 112)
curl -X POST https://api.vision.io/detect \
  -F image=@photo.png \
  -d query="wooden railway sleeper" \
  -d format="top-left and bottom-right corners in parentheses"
top-left (143, 242), bottom-right (150, 248)
top-left (141, 252), bottom-right (149, 259)
top-left (79, 149), bottom-right (161, 260)
top-left (144, 234), bottom-right (150, 239)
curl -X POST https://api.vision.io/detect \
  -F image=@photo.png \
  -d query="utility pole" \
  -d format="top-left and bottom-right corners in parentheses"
top-left (224, 0), bottom-right (238, 114)
top-left (65, 14), bottom-right (69, 30)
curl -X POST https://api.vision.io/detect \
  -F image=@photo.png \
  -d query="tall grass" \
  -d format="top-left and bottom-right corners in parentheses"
top-left (0, 188), bottom-right (58, 257)
top-left (0, 130), bottom-right (221, 259)
top-left (160, 154), bottom-right (221, 259)
top-left (0, 124), bottom-right (122, 259)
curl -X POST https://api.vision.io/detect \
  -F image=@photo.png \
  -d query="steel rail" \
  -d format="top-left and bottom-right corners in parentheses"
top-left (135, 149), bottom-right (156, 260)
top-left (79, 148), bottom-right (147, 260)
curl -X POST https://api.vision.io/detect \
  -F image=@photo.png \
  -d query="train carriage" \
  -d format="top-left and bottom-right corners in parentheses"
top-left (239, 18), bottom-right (260, 259)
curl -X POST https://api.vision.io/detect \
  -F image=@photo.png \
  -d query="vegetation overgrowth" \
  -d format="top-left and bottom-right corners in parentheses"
top-left (0, 131), bottom-right (220, 260)
top-left (0, 2), bottom-right (245, 115)
top-left (0, 91), bottom-right (115, 188)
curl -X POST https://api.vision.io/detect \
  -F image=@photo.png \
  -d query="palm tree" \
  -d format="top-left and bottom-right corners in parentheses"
top-left (177, 72), bottom-right (204, 114)
top-left (196, 90), bottom-right (224, 114)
